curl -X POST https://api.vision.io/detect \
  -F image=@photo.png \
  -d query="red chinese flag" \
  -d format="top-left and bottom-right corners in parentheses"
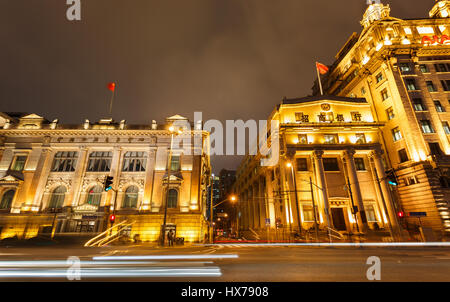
top-left (107, 82), bottom-right (116, 92)
top-left (316, 62), bottom-right (329, 75)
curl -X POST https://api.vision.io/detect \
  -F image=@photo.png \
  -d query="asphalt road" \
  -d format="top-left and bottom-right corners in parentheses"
top-left (0, 243), bottom-right (449, 282)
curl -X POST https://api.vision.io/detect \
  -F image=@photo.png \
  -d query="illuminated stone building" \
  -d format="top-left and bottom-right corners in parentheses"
top-left (0, 112), bottom-right (211, 242)
top-left (234, 95), bottom-right (402, 239)
top-left (312, 0), bottom-right (450, 235)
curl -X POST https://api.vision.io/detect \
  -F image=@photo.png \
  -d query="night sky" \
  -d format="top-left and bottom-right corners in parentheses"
top-left (0, 0), bottom-right (434, 172)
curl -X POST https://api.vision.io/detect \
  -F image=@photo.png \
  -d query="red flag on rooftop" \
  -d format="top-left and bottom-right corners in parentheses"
top-left (316, 62), bottom-right (329, 75)
top-left (107, 82), bottom-right (116, 92)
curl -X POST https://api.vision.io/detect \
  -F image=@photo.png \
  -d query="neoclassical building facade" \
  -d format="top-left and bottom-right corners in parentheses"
top-left (0, 113), bottom-right (211, 242)
top-left (235, 96), bottom-right (405, 240)
top-left (315, 1), bottom-right (450, 235)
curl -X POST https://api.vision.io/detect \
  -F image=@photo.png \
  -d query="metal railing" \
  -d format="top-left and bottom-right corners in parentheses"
top-left (84, 220), bottom-right (135, 247)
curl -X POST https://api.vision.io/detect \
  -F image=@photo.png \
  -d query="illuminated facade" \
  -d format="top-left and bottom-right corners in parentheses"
top-left (235, 95), bottom-right (402, 239)
top-left (313, 1), bottom-right (450, 234)
top-left (0, 113), bottom-right (211, 242)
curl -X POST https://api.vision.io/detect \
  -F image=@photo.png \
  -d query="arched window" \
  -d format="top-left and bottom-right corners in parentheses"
top-left (86, 185), bottom-right (103, 206)
top-left (123, 186), bottom-right (139, 208)
top-left (167, 189), bottom-right (178, 208)
top-left (49, 186), bottom-right (67, 209)
top-left (0, 189), bottom-right (15, 209)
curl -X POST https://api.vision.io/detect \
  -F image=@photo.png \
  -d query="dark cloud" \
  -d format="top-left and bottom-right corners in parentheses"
top-left (0, 0), bottom-right (435, 172)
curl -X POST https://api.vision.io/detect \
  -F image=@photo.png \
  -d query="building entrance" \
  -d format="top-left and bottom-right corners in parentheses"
top-left (331, 208), bottom-right (347, 231)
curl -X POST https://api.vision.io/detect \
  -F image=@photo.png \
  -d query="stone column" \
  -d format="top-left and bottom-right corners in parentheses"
top-left (370, 149), bottom-right (401, 237)
top-left (29, 147), bottom-right (54, 209)
top-left (258, 177), bottom-right (266, 229)
top-left (343, 148), bottom-right (368, 233)
top-left (70, 146), bottom-right (89, 206)
top-left (312, 150), bottom-right (332, 228)
top-left (264, 170), bottom-right (276, 228)
top-left (144, 149), bottom-right (156, 211)
top-left (253, 183), bottom-right (260, 229)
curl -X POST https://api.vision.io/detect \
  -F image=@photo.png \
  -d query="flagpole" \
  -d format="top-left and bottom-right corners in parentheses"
top-left (316, 62), bottom-right (324, 96)
top-left (109, 89), bottom-right (115, 116)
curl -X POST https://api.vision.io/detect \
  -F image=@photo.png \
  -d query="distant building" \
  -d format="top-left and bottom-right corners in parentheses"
top-left (0, 113), bottom-right (211, 242)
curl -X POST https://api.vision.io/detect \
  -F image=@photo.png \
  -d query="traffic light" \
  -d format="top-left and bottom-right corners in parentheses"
top-left (109, 214), bottom-right (116, 223)
top-left (104, 176), bottom-right (114, 191)
top-left (386, 169), bottom-right (398, 186)
top-left (397, 211), bottom-right (405, 218)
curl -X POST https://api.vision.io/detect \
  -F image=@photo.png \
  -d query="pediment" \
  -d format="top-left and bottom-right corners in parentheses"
top-left (20, 113), bottom-right (44, 120)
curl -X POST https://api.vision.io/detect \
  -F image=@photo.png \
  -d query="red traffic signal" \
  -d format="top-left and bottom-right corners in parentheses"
top-left (397, 211), bottom-right (405, 218)
top-left (109, 214), bottom-right (116, 223)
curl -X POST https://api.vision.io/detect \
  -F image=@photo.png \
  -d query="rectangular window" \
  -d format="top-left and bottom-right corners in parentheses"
top-left (365, 205), bottom-right (377, 222)
top-left (323, 158), bottom-right (340, 171)
top-left (435, 63), bottom-right (449, 72)
top-left (381, 89), bottom-right (389, 101)
top-left (170, 155), bottom-right (180, 171)
top-left (413, 98), bottom-right (426, 111)
top-left (420, 120), bottom-right (435, 133)
top-left (420, 64), bottom-right (429, 73)
top-left (10, 155), bottom-right (27, 172)
top-left (399, 63), bottom-right (411, 72)
top-left (122, 151), bottom-right (147, 172)
top-left (355, 133), bottom-right (366, 144)
top-left (441, 80), bottom-right (450, 91)
top-left (386, 107), bottom-right (395, 120)
top-left (405, 176), bottom-right (419, 186)
top-left (296, 158), bottom-right (308, 172)
top-left (354, 158), bottom-right (366, 171)
top-left (427, 81), bottom-right (437, 92)
top-left (87, 151), bottom-right (112, 172)
top-left (429, 142), bottom-right (442, 156)
top-left (324, 134), bottom-right (338, 144)
top-left (376, 73), bottom-right (383, 83)
top-left (434, 100), bottom-right (445, 112)
top-left (398, 148), bottom-right (409, 163)
top-left (392, 127), bottom-right (402, 142)
top-left (51, 151), bottom-right (78, 172)
top-left (406, 79), bottom-right (417, 91)
top-left (443, 121), bottom-right (450, 134)
top-left (298, 134), bottom-right (308, 144)
top-left (302, 205), bottom-right (315, 222)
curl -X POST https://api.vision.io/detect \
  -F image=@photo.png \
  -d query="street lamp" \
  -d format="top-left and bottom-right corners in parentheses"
top-left (161, 125), bottom-right (183, 246)
top-left (210, 194), bottom-right (237, 243)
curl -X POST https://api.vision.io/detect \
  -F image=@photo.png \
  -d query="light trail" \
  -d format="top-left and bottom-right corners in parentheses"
top-left (0, 267), bottom-right (222, 278)
top-left (0, 261), bottom-right (214, 267)
top-left (200, 242), bottom-right (450, 247)
top-left (93, 254), bottom-right (239, 260)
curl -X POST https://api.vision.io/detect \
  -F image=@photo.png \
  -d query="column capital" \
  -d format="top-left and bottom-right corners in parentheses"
top-left (312, 149), bottom-right (324, 159)
top-left (343, 148), bottom-right (356, 159)
top-left (369, 147), bottom-right (383, 159)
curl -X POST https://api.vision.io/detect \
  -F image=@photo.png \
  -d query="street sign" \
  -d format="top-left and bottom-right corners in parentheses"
top-left (265, 218), bottom-right (270, 226)
top-left (408, 212), bottom-right (427, 217)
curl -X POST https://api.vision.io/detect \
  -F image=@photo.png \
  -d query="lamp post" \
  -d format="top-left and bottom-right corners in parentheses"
top-left (161, 126), bottom-right (183, 246)
top-left (286, 162), bottom-right (302, 235)
top-left (210, 195), bottom-right (236, 243)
